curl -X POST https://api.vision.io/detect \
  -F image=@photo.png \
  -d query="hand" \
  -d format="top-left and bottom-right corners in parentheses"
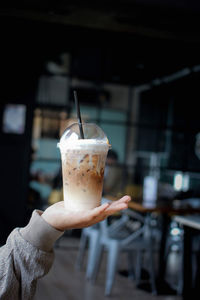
top-left (42, 195), bottom-right (131, 231)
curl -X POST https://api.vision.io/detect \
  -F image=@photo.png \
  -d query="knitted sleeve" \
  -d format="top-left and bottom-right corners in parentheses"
top-left (0, 210), bottom-right (63, 300)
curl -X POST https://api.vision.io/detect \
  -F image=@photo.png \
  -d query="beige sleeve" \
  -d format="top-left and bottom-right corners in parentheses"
top-left (0, 210), bottom-right (64, 299)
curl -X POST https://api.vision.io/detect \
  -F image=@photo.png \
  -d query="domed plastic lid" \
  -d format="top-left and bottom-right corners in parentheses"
top-left (57, 123), bottom-right (110, 150)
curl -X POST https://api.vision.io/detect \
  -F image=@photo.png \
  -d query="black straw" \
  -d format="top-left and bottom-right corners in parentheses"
top-left (74, 90), bottom-right (84, 139)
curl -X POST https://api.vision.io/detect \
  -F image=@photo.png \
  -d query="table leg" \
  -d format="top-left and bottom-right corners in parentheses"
top-left (182, 227), bottom-right (200, 299)
top-left (156, 213), bottom-right (176, 295)
top-left (193, 247), bottom-right (200, 295)
top-left (182, 226), bottom-right (193, 298)
top-left (158, 213), bottom-right (170, 278)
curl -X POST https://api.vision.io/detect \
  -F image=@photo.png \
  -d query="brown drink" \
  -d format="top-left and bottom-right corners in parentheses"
top-left (58, 123), bottom-right (109, 211)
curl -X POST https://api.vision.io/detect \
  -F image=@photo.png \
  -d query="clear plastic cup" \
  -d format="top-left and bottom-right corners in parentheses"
top-left (57, 123), bottom-right (110, 211)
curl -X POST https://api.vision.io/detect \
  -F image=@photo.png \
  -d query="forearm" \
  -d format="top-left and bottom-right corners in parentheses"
top-left (0, 196), bottom-right (130, 299)
top-left (0, 210), bottom-right (63, 300)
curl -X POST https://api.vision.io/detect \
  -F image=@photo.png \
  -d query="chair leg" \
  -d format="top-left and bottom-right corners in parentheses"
top-left (149, 246), bottom-right (157, 295)
top-left (135, 249), bottom-right (142, 285)
top-left (91, 243), bottom-right (104, 283)
top-left (127, 251), bottom-right (135, 279)
top-left (105, 241), bottom-right (120, 296)
top-left (86, 230), bottom-right (100, 280)
top-left (177, 243), bottom-right (183, 295)
top-left (76, 231), bottom-right (87, 270)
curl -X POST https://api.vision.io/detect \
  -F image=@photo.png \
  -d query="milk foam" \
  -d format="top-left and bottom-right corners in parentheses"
top-left (58, 138), bottom-right (109, 151)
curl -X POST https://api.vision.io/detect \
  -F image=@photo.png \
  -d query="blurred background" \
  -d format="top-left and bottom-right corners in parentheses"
top-left (1, 0), bottom-right (200, 245)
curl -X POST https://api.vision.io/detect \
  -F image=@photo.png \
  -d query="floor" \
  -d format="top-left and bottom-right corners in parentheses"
top-left (34, 232), bottom-right (182, 300)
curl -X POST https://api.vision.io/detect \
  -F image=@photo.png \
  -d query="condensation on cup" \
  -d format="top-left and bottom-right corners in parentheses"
top-left (57, 123), bottom-right (110, 211)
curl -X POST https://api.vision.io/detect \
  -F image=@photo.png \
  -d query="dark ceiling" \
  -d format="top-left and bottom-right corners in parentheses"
top-left (1, 1), bottom-right (200, 85)
top-left (2, 0), bottom-right (200, 42)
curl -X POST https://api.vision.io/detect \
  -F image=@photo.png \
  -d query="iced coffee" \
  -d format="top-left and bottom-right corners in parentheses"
top-left (57, 123), bottom-right (110, 211)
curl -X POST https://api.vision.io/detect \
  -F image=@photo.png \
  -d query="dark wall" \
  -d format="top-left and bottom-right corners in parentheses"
top-left (137, 74), bottom-right (200, 173)
top-left (0, 17), bottom-right (44, 243)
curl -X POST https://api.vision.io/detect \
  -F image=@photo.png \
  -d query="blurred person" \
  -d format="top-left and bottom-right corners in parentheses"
top-left (103, 149), bottom-right (124, 197)
top-left (47, 164), bottom-right (63, 205)
top-left (0, 195), bottom-right (131, 299)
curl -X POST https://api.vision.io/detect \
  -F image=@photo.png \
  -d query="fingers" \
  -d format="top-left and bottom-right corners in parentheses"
top-left (105, 205), bottom-right (126, 216)
top-left (93, 202), bottom-right (110, 215)
top-left (93, 196), bottom-right (131, 218)
top-left (116, 195), bottom-right (131, 203)
top-left (106, 195), bottom-right (131, 209)
top-left (84, 202), bottom-right (110, 222)
top-left (103, 196), bottom-right (131, 216)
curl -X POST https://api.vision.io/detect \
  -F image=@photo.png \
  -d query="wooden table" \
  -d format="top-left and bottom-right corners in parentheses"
top-left (174, 215), bottom-right (200, 299)
top-left (128, 200), bottom-right (200, 295)
top-left (128, 200), bottom-right (200, 214)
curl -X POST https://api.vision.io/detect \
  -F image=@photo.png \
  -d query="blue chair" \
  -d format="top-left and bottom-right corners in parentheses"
top-left (90, 199), bottom-right (157, 296)
top-left (76, 224), bottom-right (100, 279)
top-left (75, 198), bottom-right (130, 279)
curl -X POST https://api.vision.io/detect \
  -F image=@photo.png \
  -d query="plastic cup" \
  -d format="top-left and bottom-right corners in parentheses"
top-left (57, 123), bottom-right (110, 211)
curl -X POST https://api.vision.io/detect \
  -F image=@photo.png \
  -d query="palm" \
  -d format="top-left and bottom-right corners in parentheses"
top-left (42, 196), bottom-right (131, 231)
